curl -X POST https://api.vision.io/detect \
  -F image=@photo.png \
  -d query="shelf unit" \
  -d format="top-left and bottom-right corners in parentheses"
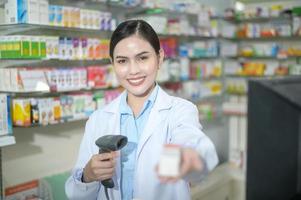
top-left (0, 1), bottom-right (258, 198)
top-left (0, 24), bottom-right (113, 37)
top-left (221, 12), bottom-right (301, 174)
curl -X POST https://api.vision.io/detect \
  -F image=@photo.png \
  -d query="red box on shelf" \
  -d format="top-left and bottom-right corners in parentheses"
top-left (87, 66), bottom-right (107, 88)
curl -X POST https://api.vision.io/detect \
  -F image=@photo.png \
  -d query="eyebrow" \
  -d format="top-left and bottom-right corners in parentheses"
top-left (115, 51), bottom-right (150, 59)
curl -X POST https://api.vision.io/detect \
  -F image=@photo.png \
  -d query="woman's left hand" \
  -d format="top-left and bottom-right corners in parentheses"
top-left (156, 147), bottom-right (203, 183)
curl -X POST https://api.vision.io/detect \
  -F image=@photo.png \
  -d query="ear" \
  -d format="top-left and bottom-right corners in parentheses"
top-left (158, 48), bottom-right (165, 69)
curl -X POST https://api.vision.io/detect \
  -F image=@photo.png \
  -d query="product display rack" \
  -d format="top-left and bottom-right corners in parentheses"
top-left (0, 3), bottom-right (225, 197)
top-left (0, 24), bottom-right (113, 37)
top-left (0, 59), bottom-right (111, 68)
top-left (0, 2), bottom-right (225, 128)
top-left (223, 15), bottom-right (292, 23)
top-left (221, 10), bottom-right (301, 176)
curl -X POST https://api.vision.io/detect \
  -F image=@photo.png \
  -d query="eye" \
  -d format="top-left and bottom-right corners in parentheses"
top-left (116, 59), bottom-right (127, 64)
top-left (139, 56), bottom-right (148, 61)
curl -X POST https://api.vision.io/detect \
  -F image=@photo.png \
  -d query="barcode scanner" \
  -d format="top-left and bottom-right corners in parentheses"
top-left (95, 135), bottom-right (128, 189)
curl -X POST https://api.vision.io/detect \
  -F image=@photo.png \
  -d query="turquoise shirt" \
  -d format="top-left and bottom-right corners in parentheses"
top-left (119, 85), bottom-right (159, 200)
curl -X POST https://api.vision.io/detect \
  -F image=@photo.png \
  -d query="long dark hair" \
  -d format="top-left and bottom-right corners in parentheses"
top-left (109, 20), bottom-right (160, 60)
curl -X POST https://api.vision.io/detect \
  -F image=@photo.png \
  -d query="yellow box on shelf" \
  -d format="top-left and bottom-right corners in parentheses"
top-left (12, 99), bottom-right (31, 127)
top-left (0, 36), bottom-right (46, 59)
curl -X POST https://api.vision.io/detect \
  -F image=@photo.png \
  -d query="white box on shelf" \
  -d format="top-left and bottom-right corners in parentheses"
top-left (27, 0), bottom-right (39, 24)
top-left (46, 36), bottom-right (59, 59)
top-left (180, 57), bottom-right (190, 80)
top-left (19, 69), bottom-right (49, 92)
top-left (5, 0), bottom-right (40, 24)
top-left (10, 68), bottom-right (22, 92)
top-left (65, 37), bottom-right (73, 60)
top-left (59, 37), bottom-right (67, 60)
top-left (3, 68), bottom-right (11, 91)
top-left (0, 94), bottom-right (12, 136)
top-left (0, 69), bottom-right (2, 91)
top-left (80, 9), bottom-right (89, 29)
top-left (0, 7), bottom-right (4, 24)
top-left (4, 1), bottom-right (18, 24)
top-left (39, 0), bottom-right (49, 25)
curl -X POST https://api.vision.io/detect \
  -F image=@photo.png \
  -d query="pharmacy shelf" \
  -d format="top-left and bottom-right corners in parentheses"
top-left (0, 58), bottom-right (111, 68)
top-left (234, 36), bottom-right (301, 41)
top-left (0, 86), bottom-right (121, 97)
top-left (13, 116), bottom-right (89, 129)
top-left (224, 56), bottom-right (301, 60)
top-left (225, 92), bottom-right (247, 96)
top-left (188, 93), bottom-right (223, 104)
top-left (0, 136), bottom-right (16, 148)
top-left (53, 0), bottom-right (141, 9)
top-left (0, 24), bottom-right (113, 37)
top-left (127, 7), bottom-right (220, 19)
top-left (225, 74), bottom-right (293, 79)
top-left (159, 77), bottom-right (222, 83)
top-left (158, 33), bottom-right (218, 40)
top-left (189, 56), bottom-right (220, 60)
top-left (224, 15), bottom-right (291, 23)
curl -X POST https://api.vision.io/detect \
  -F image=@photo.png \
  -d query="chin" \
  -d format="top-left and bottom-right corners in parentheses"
top-left (126, 84), bottom-right (154, 98)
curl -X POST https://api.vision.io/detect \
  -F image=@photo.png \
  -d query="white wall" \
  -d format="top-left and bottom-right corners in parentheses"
top-left (3, 120), bottom-right (85, 187)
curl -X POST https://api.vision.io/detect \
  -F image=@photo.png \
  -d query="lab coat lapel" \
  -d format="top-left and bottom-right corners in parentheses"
top-left (136, 87), bottom-right (172, 161)
top-left (103, 93), bottom-right (123, 193)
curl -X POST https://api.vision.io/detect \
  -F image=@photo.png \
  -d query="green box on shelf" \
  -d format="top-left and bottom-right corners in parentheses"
top-left (0, 37), bottom-right (3, 59)
top-left (20, 36), bottom-right (31, 59)
top-left (31, 37), bottom-right (40, 58)
top-left (0, 36), bottom-right (16, 58)
top-left (11, 36), bottom-right (23, 59)
top-left (293, 7), bottom-right (301, 16)
top-left (40, 40), bottom-right (47, 58)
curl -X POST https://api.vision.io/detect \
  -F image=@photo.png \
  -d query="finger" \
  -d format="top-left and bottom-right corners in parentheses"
top-left (158, 176), bottom-right (179, 183)
top-left (94, 167), bottom-right (115, 176)
top-left (180, 157), bottom-right (191, 177)
top-left (111, 151), bottom-right (120, 158)
top-left (99, 160), bottom-right (116, 168)
top-left (97, 153), bottom-right (115, 161)
top-left (193, 157), bottom-right (203, 171)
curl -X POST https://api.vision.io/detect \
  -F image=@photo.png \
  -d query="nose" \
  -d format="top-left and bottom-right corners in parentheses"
top-left (129, 60), bottom-right (140, 75)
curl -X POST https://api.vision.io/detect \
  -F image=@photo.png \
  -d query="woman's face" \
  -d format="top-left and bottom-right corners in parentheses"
top-left (112, 35), bottom-right (164, 98)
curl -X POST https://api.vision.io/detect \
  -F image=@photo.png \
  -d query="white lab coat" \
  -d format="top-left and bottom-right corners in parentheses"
top-left (65, 87), bottom-right (218, 200)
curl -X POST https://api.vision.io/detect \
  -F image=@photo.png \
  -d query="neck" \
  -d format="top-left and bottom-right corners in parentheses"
top-left (127, 83), bottom-right (156, 117)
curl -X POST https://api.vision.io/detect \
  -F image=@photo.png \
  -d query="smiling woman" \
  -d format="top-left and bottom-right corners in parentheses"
top-left (65, 20), bottom-right (218, 200)
top-left (112, 35), bottom-right (164, 114)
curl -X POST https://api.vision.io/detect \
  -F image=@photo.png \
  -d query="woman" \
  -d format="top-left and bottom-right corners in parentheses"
top-left (65, 19), bottom-right (218, 200)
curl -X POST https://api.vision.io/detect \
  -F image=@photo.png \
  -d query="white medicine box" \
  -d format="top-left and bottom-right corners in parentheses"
top-left (158, 145), bottom-right (181, 177)
top-left (4, 0), bottom-right (41, 24)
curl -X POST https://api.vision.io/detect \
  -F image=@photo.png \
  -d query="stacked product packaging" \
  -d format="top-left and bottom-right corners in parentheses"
top-left (0, 36), bottom-right (110, 60)
top-left (12, 89), bottom-right (121, 127)
top-left (0, 65), bottom-right (119, 92)
top-left (3, 0), bottom-right (116, 31)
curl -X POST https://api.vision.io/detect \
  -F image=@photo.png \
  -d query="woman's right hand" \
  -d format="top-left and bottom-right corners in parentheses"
top-left (82, 151), bottom-right (119, 183)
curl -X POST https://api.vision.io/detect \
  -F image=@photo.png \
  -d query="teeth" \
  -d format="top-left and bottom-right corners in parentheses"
top-left (129, 77), bottom-right (144, 83)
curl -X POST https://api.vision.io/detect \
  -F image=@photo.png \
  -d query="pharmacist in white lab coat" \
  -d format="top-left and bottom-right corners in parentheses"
top-left (65, 19), bottom-right (218, 200)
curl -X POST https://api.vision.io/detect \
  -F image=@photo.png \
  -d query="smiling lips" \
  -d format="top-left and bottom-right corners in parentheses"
top-left (127, 76), bottom-right (146, 86)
